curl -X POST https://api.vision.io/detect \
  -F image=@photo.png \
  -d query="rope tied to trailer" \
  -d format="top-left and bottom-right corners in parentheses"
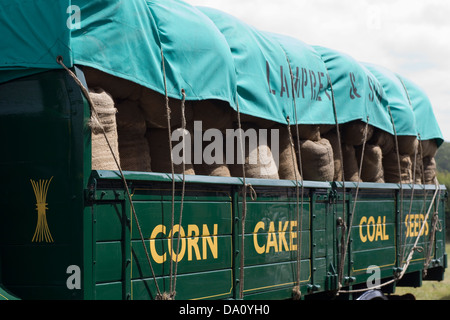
top-left (235, 95), bottom-right (248, 300)
top-left (56, 56), bottom-right (163, 299)
top-left (338, 116), bottom-right (370, 290)
top-left (283, 51), bottom-right (305, 300)
top-left (171, 88), bottom-right (187, 297)
top-left (338, 178), bottom-right (442, 295)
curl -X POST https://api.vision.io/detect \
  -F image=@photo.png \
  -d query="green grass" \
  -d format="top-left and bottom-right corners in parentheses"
top-left (395, 244), bottom-right (450, 300)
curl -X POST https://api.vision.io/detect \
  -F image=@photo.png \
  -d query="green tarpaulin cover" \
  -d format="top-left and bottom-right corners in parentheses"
top-left (199, 7), bottom-right (336, 125)
top-left (314, 46), bottom-right (394, 134)
top-left (397, 75), bottom-right (444, 146)
top-left (364, 63), bottom-right (418, 137)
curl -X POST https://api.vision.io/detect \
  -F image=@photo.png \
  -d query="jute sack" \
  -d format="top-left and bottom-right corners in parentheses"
top-left (423, 156), bottom-right (437, 185)
top-left (420, 139), bottom-right (438, 158)
top-left (355, 144), bottom-right (384, 183)
top-left (319, 124), bottom-right (336, 136)
top-left (84, 66), bottom-right (193, 129)
top-left (273, 125), bottom-right (301, 180)
top-left (291, 124), bottom-right (321, 141)
top-left (191, 99), bottom-right (233, 131)
top-left (397, 136), bottom-right (418, 156)
top-left (298, 138), bottom-right (334, 182)
top-left (342, 120), bottom-right (374, 146)
top-left (89, 88), bottom-right (120, 170)
top-left (140, 88), bottom-right (193, 129)
top-left (238, 114), bottom-right (276, 129)
top-left (369, 129), bottom-right (395, 155)
top-left (83, 67), bottom-right (142, 100)
top-left (147, 127), bottom-right (195, 175)
top-left (322, 129), bottom-right (343, 181)
top-left (382, 151), bottom-right (413, 184)
top-left (115, 99), bottom-right (151, 172)
top-left (414, 154), bottom-right (423, 184)
top-left (341, 144), bottom-right (361, 182)
top-left (228, 123), bottom-right (279, 179)
top-left (193, 132), bottom-right (231, 177)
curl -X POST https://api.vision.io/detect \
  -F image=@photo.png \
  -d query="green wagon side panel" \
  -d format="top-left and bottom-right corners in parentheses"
top-left (0, 70), bottom-right (90, 299)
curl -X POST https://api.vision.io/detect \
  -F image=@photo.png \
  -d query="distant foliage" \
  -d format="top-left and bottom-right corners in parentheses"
top-left (436, 141), bottom-right (450, 173)
top-left (435, 142), bottom-right (450, 240)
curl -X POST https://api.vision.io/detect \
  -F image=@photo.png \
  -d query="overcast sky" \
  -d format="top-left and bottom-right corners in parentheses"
top-left (185, 0), bottom-right (450, 142)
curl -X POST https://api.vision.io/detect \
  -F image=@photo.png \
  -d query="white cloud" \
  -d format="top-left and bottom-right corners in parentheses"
top-left (186, 0), bottom-right (450, 141)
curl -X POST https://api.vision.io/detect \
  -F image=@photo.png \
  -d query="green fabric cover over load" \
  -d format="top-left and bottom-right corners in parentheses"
top-left (0, 0), bottom-right (72, 82)
top-left (363, 63), bottom-right (417, 137)
top-left (313, 46), bottom-right (393, 134)
top-left (364, 63), bottom-right (421, 183)
top-left (396, 75), bottom-right (444, 147)
top-left (71, 0), bottom-right (237, 105)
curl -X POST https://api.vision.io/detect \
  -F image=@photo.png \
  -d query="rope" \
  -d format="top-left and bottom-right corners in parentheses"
top-left (286, 117), bottom-right (302, 299)
top-left (339, 182), bottom-right (441, 294)
top-left (338, 117), bottom-right (370, 290)
top-left (282, 53), bottom-right (305, 299)
top-left (172, 89), bottom-right (187, 296)
top-left (324, 71), bottom-right (347, 293)
top-left (423, 178), bottom-right (442, 276)
top-left (235, 96), bottom-right (248, 300)
top-left (158, 47), bottom-right (178, 300)
top-left (55, 56), bottom-right (162, 298)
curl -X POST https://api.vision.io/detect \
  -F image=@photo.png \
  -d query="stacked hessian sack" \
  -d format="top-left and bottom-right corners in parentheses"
top-left (85, 66), bottom-right (438, 185)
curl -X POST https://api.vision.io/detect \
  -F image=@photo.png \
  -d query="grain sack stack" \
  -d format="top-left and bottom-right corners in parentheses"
top-left (115, 100), bottom-right (151, 172)
top-left (340, 121), bottom-right (376, 183)
top-left (344, 121), bottom-right (385, 183)
top-left (419, 139), bottom-right (439, 185)
top-left (89, 88), bottom-right (120, 171)
top-left (382, 136), bottom-right (418, 184)
top-left (228, 121), bottom-right (279, 180)
top-left (147, 126), bottom-right (195, 175)
top-left (290, 125), bottom-right (334, 182)
top-left (191, 100), bottom-right (232, 177)
top-left (273, 124), bottom-right (301, 181)
top-left (140, 87), bottom-right (194, 129)
top-left (321, 128), bottom-right (343, 182)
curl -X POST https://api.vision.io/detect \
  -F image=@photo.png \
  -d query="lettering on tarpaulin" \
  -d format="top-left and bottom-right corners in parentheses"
top-left (265, 60), bottom-right (331, 102)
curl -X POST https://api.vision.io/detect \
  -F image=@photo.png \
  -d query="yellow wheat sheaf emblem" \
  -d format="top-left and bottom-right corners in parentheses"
top-left (30, 177), bottom-right (54, 243)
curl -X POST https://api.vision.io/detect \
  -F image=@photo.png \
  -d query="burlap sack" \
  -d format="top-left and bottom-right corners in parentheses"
top-left (89, 88), bottom-right (120, 170)
top-left (191, 99), bottom-right (233, 131)
top-left (342, 144), bottom-right (361, 182)
top-left (115, 99), bottom-right (151, 172)
top-left (423, 156), bottom-right (437, 185)
top-left (291, 124), bottom-right (321, 141)
top-left (193, 132), bottom-right (231, 177)
top-left (298, 138), bottom-right (334, 181)
top-left (397, 136), bottom-right (418, 156)
top-left (355, 144), bottom-right (384, 183)
top-left (319, 124), bottom-right (336, 136)
top-left (228, 123), bottom-right (279, 179)
top-left (273, 125), bottom-right (301, 180)
top-left (322, 129), bottom-right (343, 181)
top-left (140, 88), bottom-right (193, 129)
top-left (383, 151), bottom-right (412, 184)
top-left (83, 67), bottom-right (142, 100)
top-left (237, 114), bottom-right (276, 129)
top-left (414, 154), bottom-right (423, 184)
top-left (147, 127), bottom-right (195, 175)
top-left (369, 129), bottom-right (395, 155)
top-left (342, 120), bottom-right (374, 146)
top-left (420, 139), bottom-right (438, 158)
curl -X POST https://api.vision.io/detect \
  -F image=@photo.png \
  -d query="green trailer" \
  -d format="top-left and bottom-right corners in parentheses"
top-left (0, 69), bottom-right (446, 300)
top-left (0, 0), bottom-right (447, 301)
